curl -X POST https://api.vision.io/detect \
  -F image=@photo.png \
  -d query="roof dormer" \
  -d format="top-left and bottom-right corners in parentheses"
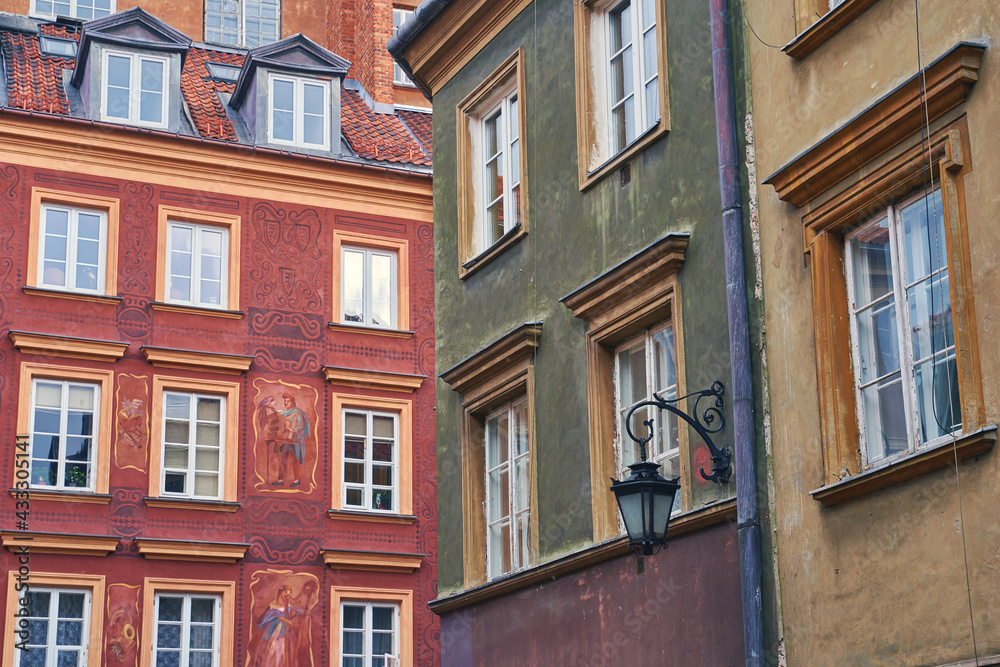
top-left (70, 7), bottom-right (191, 130)
top-left (229, 33), bottom-right (350, 155)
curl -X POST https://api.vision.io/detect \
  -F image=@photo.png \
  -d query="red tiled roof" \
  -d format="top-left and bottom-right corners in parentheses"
top-left (1, 29), bottom-right (74, 114)
top-left (182, 47), bottom-right (243, 141)
top-left (0, 23), bottom-right (432, 167)
top-left (342, 88), bottom-right (431, 166)
top-left (397, 109), bottom-right (432, 150)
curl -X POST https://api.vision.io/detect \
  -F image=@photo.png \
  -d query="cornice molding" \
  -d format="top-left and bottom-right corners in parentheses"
top-left (134, 538), bottom-right (249, 562)
top-left (430, 498), bottom-right (736, 615)
top-left (141, 346), bottom-right (254, 374)
top-left (322, 366), bottom-right (424, 393)
top-left (560, 234), bottom-right (689, 324)
top-left (9, 331), bottom-right (128, 362)
top-left (326, 509), bottom-right (418, 524)
top-left (321, 549), bottom-right (424, 573)
top-left (143, 497), bottom-right (241, 512)
top-left (0, 113), bottom-right (433, 221)
top-left (764, 42), bottom-right (985, 207)
top-left (440, 322), bottom-right (542, 397)
top-left (401, 0), bottom-right (533, 95)
top-left (1, 531), bottom-right (120, 556)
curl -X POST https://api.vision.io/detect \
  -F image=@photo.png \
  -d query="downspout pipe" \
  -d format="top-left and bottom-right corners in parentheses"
top-left (709, 0), bottom-right (765, 664)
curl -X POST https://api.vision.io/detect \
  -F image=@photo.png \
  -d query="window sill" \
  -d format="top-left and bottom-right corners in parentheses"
top-left (810, 425), bottom-right (997, 507)
top-left (782, 0), bottom-right (882, 59)
top-left (327, 323), bottom-right (416, 339)
top-left (8, 488), bottom-right (112, 504)
top-left (151, 302), bottom-right (245, 319)
top-left (22, 286), bottom-right (122, 305)
top-left (327, 509), bottom-right (418, 525)
top-left (430, 497), bottom-right (735, 615)
top-left (459, 224), bottom-right (527, 280)
top-left (143, 497), bottom-right (241, 512)
top-left (579, 121), bottom-right (667, 192)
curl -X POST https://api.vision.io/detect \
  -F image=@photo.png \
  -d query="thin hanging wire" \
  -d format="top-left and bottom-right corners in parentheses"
top-left (738, 0), bottom-right (784, 50)
top-left (912, 0), bottom-right (979, 661)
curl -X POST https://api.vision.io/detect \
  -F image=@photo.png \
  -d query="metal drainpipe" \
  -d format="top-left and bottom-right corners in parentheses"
top-left (709, 0), bottom-right (765, 664)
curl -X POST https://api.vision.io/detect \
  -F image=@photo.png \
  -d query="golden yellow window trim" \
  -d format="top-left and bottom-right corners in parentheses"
top-left (440, 322), bottom-right (541, 589)
top-left (330, 393), bottom-right (413, 516)
top-left (573, 0), bottom-right (671, 190)
top-left (1, 531), bottom-right (119, 556)
top-left (800, 119), bottom-right (984, 487)
top-left (332, 230), bottom-right (410, 331)
top-left (134, 538), bottom-right (248, 563)
top-left (15, 363), bottom-right (115, 495)
top-left (9, 330), bottom-right (128, 363)
top-left (27, 187), bottom-right (120, 297)
top-left (139, 578), bottom-right (235, 667)
top-left (141, 346), bottom-right (254, 374)
top-left (149, 376), bottom-right (240, 503)
top-left (2, 571), bottom-right (106, 667)
top-left (455, 47), bottom-right (529, 277)
top-left (155, 205), bottom-right (242, 311)
top-left (330, 586), bottom-right (413, 666)
top-left (321, 548), bottom-right (424, 573)
top-left (323, 366), bottom-right (424, 393)
top-left (561, 234), bottom-right (689, 542)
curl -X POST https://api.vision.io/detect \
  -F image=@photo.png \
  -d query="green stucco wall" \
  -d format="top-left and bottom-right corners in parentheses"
top-left (432, 0), bottom-right (750, 596)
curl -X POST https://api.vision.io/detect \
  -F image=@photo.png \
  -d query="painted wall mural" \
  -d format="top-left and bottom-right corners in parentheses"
top-left (245, 569), bottom-right (320, 667)
top-left (252, 379), bottom-right (320, 494)
top-left (115, 374), bottom-right (149, 472)
top-left (105, 583), bottom-right (141, 666)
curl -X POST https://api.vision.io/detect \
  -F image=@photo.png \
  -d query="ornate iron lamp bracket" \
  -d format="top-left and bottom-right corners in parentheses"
top-left (623, 381), bottom-right (732, 484)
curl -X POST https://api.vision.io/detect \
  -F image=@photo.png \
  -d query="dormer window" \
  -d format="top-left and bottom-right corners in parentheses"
top-left (268, 75), bottom-right (329, 149)
top-left (32, 0), bottom-right (114, 21)
top-left (206, 62), bottom-right (241, 83)
top-left (102, 51), bottom-right (168, 128)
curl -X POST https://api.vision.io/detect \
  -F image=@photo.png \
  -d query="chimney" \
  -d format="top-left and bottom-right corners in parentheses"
top-left (352, 0), bottom-right (394, 106)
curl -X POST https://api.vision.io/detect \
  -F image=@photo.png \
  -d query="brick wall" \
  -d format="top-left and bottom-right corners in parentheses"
top-left (352, 0), bottom-right (394, 105)
top-left (326, 0), bottom-right (356, 65)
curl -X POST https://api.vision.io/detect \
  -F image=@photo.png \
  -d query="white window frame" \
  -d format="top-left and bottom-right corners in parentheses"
top-left (30, 0), bottom-right (114, 21)
top-left (14, 587), bottom-right (91, 667)
top-left (602, 0), bottom-right (659, 155)
top-left (100, 50), bottom-right (169, 129)
top-left (339, 601), bottom-right (399, 667)
top-left (267, 74), bottom-right (331, 150)
top-left (204, 0), bottom-right (281, 48)
top-left (165, 221), bottom-right (230, 310)
top-left (151, 593), bottom-right (221, 667)
top-left (392, 8), bottom-right (414, 86)
top-left (484, 397), bottom-right (531, 580)
top-left (160, 391), bottom-right (226, 501)
top-left (341, 409), bottom-right (399, 514)
top-left (613, 323), bottom-right (679, 512)
top-left (340, 246), bottom-right (398, 329)
top-left (844, 186), bottom-right (960, 469)
top-left (476, 87), bottom-right (521, 255)
top-left (37, 203), bottom-right (108, 295)
top-left (28, 379), bottom-right (99, 492)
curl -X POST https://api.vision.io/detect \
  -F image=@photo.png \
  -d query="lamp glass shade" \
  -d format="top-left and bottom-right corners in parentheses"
top-left (615, 486), bottom-right (646, 542)
top-left (611, 461), bottom-right (680, 552)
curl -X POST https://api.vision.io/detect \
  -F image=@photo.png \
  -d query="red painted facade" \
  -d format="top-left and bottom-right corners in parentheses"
top-left (0, 156), bottom-right (438, 664)
top-left (0, 3), bottom-right (437, 663)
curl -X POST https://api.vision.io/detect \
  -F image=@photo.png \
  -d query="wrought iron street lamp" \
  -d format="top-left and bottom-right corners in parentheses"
top-left (611, 381), bottom-right (731, 555)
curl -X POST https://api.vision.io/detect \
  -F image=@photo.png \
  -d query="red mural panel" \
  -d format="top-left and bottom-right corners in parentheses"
top-left (0, 161), bottom-right (439, 665)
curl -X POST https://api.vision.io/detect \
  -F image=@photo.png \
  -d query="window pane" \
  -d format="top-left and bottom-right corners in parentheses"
top-left (194, 473), bottom-right (219, 497)
top-left (156, 623), bottom-right (181, 649)
top-left (908, 273), bottom-right (953, 362)
top-left (849, 217), bottom-right (894, 307)
top-left (164, 444), bottom-right (187, 468)
top-left (197, 397), bottom-right (222, 422)
top-left (901, 189), bottom-right (947, 284)
top-left (855, 300), bottom-right (899, 385)
top-left (371, 487), bottom-right (391, 510)
top-left (371, 253), bottom-right (393, 327)
top-left (190, 596), bottom-right (215, 624)
top-left (58, 593), bottom-right (85, 619)
top-left (55, 619), bottom-right (82, 646)
top-left (342, 249), bottom-right (365, 322)
top-left (343, 605), bottom-right (364, 629)
top-left (912, 353), bottom-right (960, 442)
top-left (862, 376), bottom-right (907, 462)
